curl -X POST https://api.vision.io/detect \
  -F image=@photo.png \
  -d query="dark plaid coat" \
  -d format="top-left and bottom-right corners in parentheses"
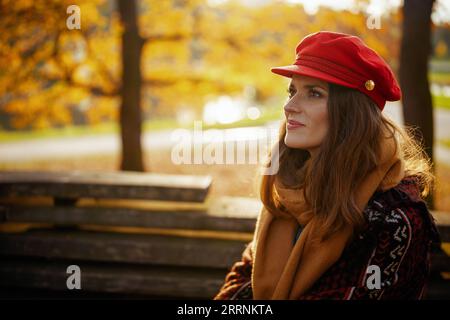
top-left (213, 175), bottom-right (441, 300)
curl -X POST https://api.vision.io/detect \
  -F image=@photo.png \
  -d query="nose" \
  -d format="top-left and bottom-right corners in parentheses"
top-left (284, 96), bottom-right (303, 114)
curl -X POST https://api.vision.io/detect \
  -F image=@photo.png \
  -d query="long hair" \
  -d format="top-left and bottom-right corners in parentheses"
top-left (259, 83), bottom-right (434, 240)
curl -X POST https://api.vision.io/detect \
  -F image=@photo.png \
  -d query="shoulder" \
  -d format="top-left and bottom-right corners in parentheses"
top-left (363, 175), bottom-right (440, 245)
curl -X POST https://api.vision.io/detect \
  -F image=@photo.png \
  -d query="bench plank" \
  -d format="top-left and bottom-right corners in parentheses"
top-left (0, 228), bottom-right (447, 274)
top-left (0, 230), bottom-right (248, 269)
top-left (0, 171), bottom-right (212, 202)
top-left (431, 247), bottom-right (450, 273)
top-left (1, 199), bottom-right (447, 238)
top-left (1, 258), bottom-right (447, 299)
top-left (0, 206), bottom-right (257, 233)
top-left (0, 259), bottom-right (226, 298)
top-left (425, 274), bottom-right (450, 299)
top-left (433, 211), bottom-right (450, 242)
top-left (0, 196), bottom-right (259, 232)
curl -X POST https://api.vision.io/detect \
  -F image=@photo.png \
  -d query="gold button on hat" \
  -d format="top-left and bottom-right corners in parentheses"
top-left (365, 80), bottom-right (375, 91)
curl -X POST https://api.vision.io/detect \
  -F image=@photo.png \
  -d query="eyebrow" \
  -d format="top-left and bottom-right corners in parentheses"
top-left (289, 83), bottom-right (328, 91)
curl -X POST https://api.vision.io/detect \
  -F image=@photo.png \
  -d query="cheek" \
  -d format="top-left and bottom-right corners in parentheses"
top-left (312, 107), bottom-right (329, 138)
top-left (285, 105), bottom-right (328, 148)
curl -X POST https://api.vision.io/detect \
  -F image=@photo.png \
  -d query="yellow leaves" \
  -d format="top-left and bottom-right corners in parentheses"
top-left (142, 39), bottom-right (191, 79)
top-left (62, 87), bottom-right (89, 105)
top-left (1, 0), bottom-right (404, 131)
top-left (12, 0), bottom-right (34, 10)
top-left (85, 96), bottom-right (119, 125)
top-left (139, 0), bottom-right (197, 39)
top-left (40, 59), bottom-right (65, 79)
top-left (435, 40), bottom-right (448, 58)
top-left (78, 0), bottom-right (109, 30)
top-left (3, 82), bottom-right (88, 130)
top-left (58, 32), bottom-right (88, 67)
top-left (72, 63), bottom-right (92, 85)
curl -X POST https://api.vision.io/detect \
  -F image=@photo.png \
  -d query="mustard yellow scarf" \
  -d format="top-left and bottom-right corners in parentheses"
top-left (251, 128), bottom-right (406, 299)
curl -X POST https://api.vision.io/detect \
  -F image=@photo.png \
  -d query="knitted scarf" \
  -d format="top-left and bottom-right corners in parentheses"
top-left (251, 128), bottom-right (406, 299)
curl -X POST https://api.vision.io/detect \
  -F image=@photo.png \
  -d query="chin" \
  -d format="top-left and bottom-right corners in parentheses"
top-left (284, 136), bottom-right (306, 149)
top-left (284, 135), bottom-right (319, 150)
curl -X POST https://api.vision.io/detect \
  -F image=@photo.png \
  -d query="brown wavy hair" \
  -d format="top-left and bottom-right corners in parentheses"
top-left (259, 83), bottom-right (435, 240)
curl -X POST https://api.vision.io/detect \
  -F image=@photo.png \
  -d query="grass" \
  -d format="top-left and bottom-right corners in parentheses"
top-left (432, 94), bottom-right (450, 110)
top-left (429, 71), bottom-right (450, 110)
top-left (441, 139), bottom-right (450, 149)
top-left (429, 72), bottom-right (450, 86)
top-left (0, 122), bottom-right (119, 143)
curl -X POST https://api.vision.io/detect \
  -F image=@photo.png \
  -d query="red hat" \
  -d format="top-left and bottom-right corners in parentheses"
top-left (271, 31), bottom-right (401, 111)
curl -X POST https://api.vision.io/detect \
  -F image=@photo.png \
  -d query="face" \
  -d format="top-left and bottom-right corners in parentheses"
top-left (284, 74), bottom-right (329, 157)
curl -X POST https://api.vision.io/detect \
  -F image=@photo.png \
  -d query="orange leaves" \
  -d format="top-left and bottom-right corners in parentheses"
top-left (85, 96), bottom-right (119, 124)
top-left (5, 83), bottom-right (74, 130)
top-left (1, 0), bottom-right (403, 130)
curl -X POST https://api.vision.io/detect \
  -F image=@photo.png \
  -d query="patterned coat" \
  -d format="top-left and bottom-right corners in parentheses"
top-left (213, 175), bottom-right (441, 300)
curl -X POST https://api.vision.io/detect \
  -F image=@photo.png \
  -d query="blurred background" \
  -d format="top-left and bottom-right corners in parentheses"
top-left (1, 0), bottom-right (450, 210)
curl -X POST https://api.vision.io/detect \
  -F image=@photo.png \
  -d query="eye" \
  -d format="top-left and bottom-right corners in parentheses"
top-left (309, 88), bottom-right (322, 98)
top-left (286, 88), bottom-right (295, 99)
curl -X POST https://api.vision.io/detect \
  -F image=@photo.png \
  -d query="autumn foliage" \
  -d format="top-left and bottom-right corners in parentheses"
top-left (0, 0), bottom-right (402, 130)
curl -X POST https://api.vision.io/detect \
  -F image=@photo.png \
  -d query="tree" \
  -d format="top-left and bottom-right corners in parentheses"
top-left (118, 0), bottom-right (144, 171)
top-left (0, 0), bottom-right (407, 172)
top-left (399, 0), bottom-right (435, 207)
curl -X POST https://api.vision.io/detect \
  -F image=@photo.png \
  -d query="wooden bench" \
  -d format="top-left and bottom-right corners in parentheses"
top-left (0, 170), bottom-right (256, 299)
top-left (0, 170), bottom-right (449, 299)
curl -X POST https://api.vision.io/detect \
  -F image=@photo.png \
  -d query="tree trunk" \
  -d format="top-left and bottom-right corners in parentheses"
top-left (118, 0), bottom-right (145, 172)
top-left (399, 0), bottom-right (435, 208)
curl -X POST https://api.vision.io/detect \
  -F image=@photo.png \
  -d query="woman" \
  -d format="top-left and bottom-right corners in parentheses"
top-left (213, 31), bottom-right (441, 300)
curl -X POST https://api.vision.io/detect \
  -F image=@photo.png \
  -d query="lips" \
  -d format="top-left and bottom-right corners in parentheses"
top-left (287, 119), bottom-right (305, 129)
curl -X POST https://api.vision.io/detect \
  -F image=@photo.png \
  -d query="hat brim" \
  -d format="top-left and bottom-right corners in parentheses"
top-left (271, 64), bottom-right (357, 89)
